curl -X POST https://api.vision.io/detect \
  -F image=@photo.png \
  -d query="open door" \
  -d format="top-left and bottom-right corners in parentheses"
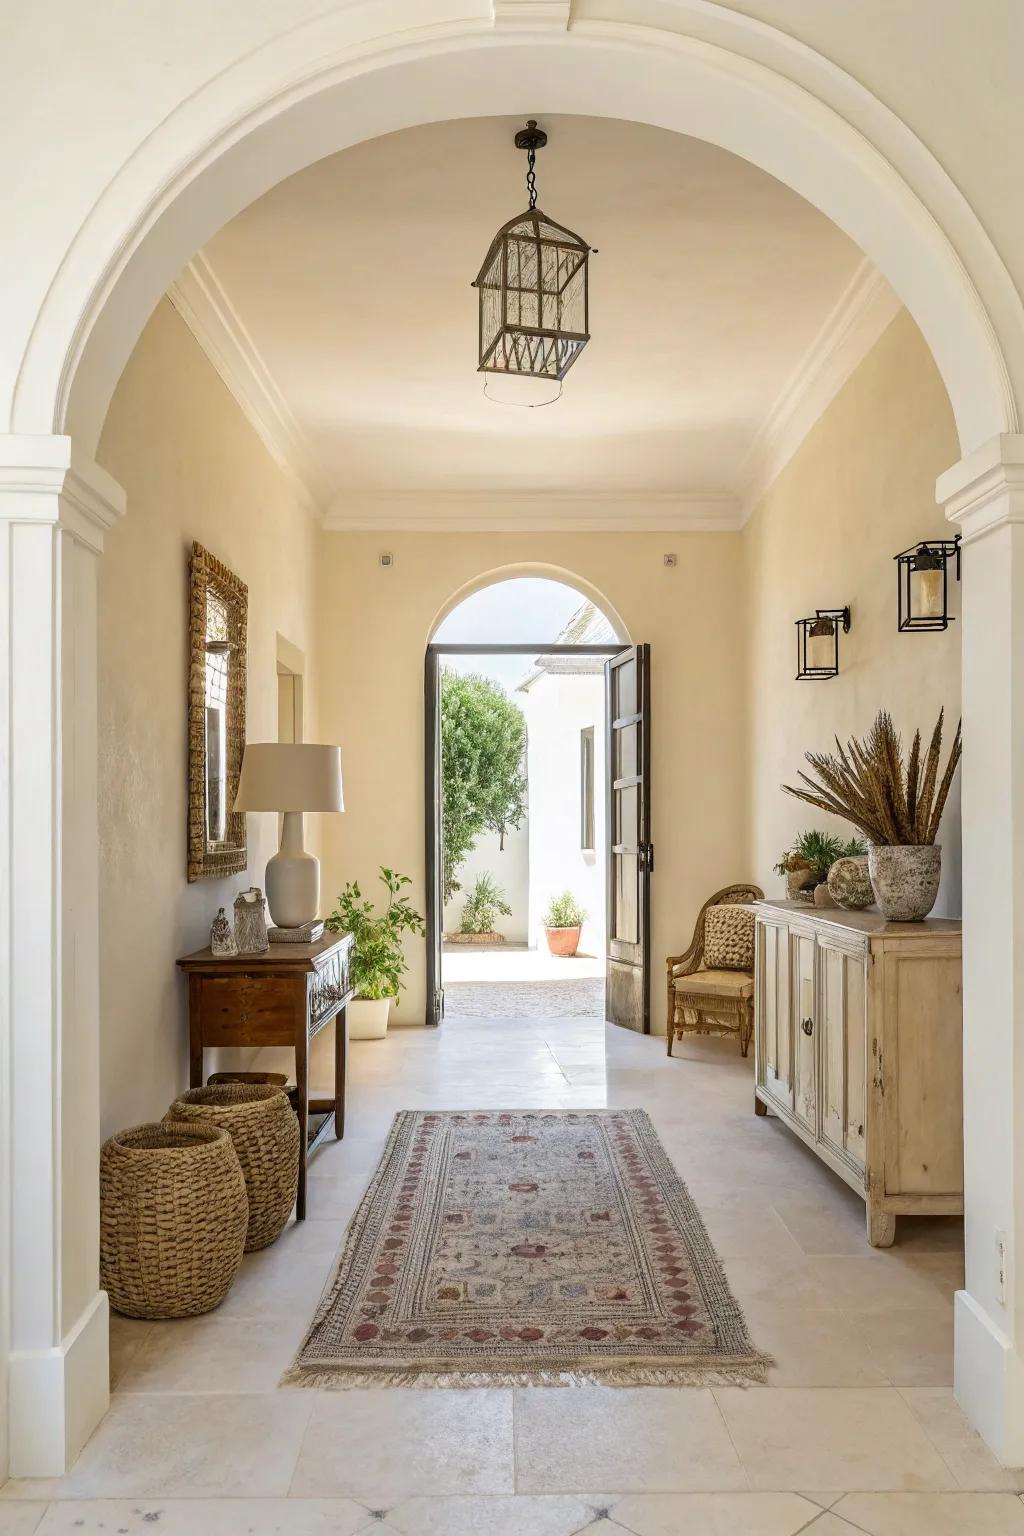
top-left (605, 644), bottom-right (653, 1032)
top-left (424, 647), bottom-right (444, 1027)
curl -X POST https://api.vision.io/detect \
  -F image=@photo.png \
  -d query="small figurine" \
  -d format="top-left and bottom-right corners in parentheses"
top-left (210, 906), bottom-right (237, 957)
top-left (234, 886), bottom-right (270, 955)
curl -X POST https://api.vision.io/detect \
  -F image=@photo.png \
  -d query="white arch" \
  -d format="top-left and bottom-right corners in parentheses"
top-left (428, 563), bottom-right (630, 648)
top-left (8, 8), bottom-right (1023, 459)
top-left (9, 4), bottom-right (1024, 1477)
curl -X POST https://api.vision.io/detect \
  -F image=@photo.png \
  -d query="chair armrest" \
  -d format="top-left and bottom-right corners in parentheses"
top-left (667, 946), bottom-right (700, 979)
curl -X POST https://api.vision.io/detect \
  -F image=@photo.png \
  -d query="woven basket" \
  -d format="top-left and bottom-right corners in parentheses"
top-left (167, 1084), bottom-right (299, 1251)
top-left (100, 1121), bottom-right (247, 1319)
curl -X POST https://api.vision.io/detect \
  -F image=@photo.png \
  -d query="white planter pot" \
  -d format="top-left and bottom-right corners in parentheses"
top-left (348, 997), bottom-right (392, 1040)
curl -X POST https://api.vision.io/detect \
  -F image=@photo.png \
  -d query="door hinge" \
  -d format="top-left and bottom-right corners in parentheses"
top-left (641, 841), bottom-right (655, 873)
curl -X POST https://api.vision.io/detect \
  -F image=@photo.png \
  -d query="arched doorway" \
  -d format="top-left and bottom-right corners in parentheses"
top-left (426, 574), bottom-right (636, 1030)
top-left (5, 12), bottom-right (1024, 1476)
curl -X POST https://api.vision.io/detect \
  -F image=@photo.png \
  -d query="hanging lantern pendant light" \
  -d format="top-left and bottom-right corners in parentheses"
top-left (473, 120), bottom-right (593, 386)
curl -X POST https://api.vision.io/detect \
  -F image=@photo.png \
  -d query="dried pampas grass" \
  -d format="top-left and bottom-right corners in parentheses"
top-left (783, 709), bottom-right (961, 846)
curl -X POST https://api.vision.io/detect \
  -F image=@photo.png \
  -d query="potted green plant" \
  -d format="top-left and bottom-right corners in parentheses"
top-left (542, 891), bottom-right (587, 957)
top-left (783, 709), bottom-right (961, 921)
top-left (325, 867), bottom-right (425, 1038)
top-left (458, 873), bottom-right (512, 942)
top-left (774, 829), bottom-right (867, 903)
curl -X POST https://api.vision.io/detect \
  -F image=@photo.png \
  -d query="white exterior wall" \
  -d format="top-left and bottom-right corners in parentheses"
top-left (442, 820), bottom-right (529, 942)
top-left (522, 672), bottom-right (606, 959)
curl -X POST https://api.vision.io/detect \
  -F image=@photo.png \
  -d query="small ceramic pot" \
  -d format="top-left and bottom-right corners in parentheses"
top-left (545, 925), bottom-right (582, 957)
top-left (785, 864), bottom-right (816, 901)
top-left (827, 855), bottom-right (875, 911)
top-left (868, 844), bottom-right (941, 922)
top-left (812, 883), bottom-right (836, 908)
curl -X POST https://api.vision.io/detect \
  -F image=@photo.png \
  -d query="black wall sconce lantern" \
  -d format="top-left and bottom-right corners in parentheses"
top-left (795, 607), bottom-right (851, 680)
top-left (894, 537), bottom-right (961, 631)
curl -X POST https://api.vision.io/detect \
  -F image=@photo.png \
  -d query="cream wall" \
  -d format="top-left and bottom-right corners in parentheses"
top-left (95, 300), bottom-right (323, 1139)
top-left (743, 309), bottom-right (962, 914)
top-left (316, 536), bottom-right (748, 1031)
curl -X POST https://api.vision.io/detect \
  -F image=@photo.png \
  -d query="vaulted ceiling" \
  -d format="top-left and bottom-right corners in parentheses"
top-left (171, 115), bottom-right (900, 528)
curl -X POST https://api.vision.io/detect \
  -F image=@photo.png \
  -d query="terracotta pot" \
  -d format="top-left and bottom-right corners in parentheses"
top-left (868, 844), bottom-right (942, 922)
top-left (545, 925), bottom-right (582, 957)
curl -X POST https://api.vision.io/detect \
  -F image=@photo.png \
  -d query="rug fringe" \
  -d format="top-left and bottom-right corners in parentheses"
top-left (280, 1353), bottom-right (774, 1391)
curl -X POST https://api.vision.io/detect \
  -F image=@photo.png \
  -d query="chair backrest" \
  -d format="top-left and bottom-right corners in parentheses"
top-left (690, 884), bottom-right (764, 970)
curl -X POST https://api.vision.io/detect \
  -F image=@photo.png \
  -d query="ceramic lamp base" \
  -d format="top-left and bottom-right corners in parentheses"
top-left (265, 812), bottom-right (320, 928)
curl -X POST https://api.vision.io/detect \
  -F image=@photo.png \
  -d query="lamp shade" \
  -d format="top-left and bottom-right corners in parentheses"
top-left (234, 744), bottom-right (343, 813)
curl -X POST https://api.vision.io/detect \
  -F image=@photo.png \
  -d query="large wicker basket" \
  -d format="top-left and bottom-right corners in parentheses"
top-left (100, 1121), bottom-right (247, 1319)
top-left (167, 1084), bottom-right (299, 1251)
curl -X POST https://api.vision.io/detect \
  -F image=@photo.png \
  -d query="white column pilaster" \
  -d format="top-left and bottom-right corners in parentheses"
top-left (0, 435), bottom-right (125, 1477)
top-left (940, 433), bottom-right (1024, 1463)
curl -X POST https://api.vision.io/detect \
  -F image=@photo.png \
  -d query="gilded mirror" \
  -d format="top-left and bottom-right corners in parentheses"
top-left (188, 542), bottom-right (248, 881)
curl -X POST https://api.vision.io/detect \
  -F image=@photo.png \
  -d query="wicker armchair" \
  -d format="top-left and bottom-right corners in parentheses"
top-left (666, 884), bottom-right (764, 1058)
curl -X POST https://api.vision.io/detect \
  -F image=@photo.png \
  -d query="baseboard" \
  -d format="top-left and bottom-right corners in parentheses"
top-left (9, 1289), bottom-right (109, 1476)
top-left (955, 1287), bottom-right (1024, 1465)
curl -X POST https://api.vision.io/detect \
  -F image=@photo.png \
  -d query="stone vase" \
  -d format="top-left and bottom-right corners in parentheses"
top-left (868, 844), bottom-right (942, 922)
top-left (827, 855), bottom-right (875, 911)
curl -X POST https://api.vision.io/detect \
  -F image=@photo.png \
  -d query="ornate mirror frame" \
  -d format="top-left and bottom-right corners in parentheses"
top-left (187, 541), bottom-right (248, 881)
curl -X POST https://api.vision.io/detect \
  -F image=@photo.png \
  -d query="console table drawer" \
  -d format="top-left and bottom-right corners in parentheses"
top-left (197, 975), bottom-right (296, 1045)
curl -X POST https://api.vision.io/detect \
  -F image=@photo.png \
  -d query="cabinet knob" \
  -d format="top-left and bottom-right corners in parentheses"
top-left (801, 1017), bottom-right (814, 1036)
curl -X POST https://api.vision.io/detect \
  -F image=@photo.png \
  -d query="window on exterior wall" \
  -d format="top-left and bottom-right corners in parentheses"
top-left (580, 725), bottom-right (596, 851)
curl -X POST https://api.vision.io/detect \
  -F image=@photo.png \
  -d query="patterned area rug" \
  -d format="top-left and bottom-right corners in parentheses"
top-left (285, 1109), bottom-right (770, 1389)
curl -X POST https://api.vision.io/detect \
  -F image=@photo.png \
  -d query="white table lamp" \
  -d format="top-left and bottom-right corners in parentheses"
top-left (234, 743), bottom-right (343, 928)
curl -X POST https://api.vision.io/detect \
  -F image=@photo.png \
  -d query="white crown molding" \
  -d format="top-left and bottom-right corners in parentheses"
top-left (323, 490), bottom-right (741, 533)
top-left (738, 259), bottom-right (902, 524)
top-left (167, 249), bottom-right (899, 538)
top-left (167, 254), bottom-right (325, 520)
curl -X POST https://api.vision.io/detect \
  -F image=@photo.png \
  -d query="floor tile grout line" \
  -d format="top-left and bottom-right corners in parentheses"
top-left (707, 1387), bottom-right (754, 1491)
top-left (891, 1382), bottom-right (974, 1489)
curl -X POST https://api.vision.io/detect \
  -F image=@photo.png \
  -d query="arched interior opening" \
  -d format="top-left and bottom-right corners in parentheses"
top-left (428, 574), bottom-right (627, 1029)
top-left (7, 9), bottom-right (1024, 1486)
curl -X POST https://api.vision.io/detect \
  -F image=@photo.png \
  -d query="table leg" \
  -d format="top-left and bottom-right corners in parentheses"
top-left (335, 1003), bottom-right (347, 1139)
top-left (295, 1012), bottom-right (309, 1222)
top-left (188, 975), bottom-right (203, 1088)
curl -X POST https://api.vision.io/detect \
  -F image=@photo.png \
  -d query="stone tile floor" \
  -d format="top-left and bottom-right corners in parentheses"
top-left (4, 1016), bottom-right (1023, 1534)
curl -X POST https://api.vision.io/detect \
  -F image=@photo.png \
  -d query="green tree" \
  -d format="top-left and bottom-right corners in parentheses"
top-left (441, 670), bottom-right (527, 903)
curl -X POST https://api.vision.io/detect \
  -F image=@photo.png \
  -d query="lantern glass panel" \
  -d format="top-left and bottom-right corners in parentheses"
top-left (474, 210), bottom-right (591, 381)
top-left (910, 556), bottom-right (944, 621)
top-left (805, 621), bottom-right (835, 672)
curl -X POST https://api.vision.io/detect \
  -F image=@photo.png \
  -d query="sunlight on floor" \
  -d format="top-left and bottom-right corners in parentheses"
top-left (2, 1018), bottom-right (1014, 1536)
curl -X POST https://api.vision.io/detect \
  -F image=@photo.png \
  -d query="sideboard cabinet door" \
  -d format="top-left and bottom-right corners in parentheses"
top-left (878, 944), bottom-right (964, 1202)
top-left (818, 937), bottom-right (868, 1174)
top-left (791, 930), bottom-right (817, 1134)
top-left (756, 918), bottom-right (792, 1111)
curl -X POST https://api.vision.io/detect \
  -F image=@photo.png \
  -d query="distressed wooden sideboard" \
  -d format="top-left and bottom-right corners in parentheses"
top-left (753, 900), bottom-right (963, 1246)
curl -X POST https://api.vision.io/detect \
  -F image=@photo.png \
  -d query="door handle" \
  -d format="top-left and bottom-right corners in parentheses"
top-left (801, 1017), bottom-right (814, 1036)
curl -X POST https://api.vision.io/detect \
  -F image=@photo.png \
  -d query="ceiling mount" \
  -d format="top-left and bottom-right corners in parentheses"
top-left (513, 120), bottom-right (547, 153)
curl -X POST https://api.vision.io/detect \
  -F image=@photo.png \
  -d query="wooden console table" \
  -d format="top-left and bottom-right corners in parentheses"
top-left (177, 932), bottom-right (354, 1220)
